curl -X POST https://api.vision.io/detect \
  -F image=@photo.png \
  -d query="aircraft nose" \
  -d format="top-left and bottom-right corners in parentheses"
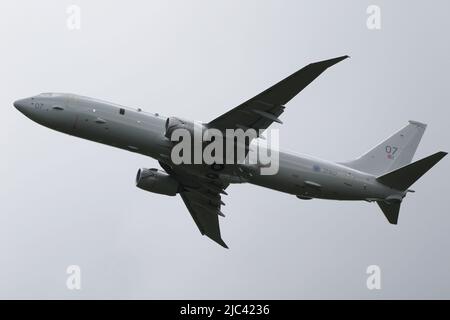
top-left (13, 98), bottom-right (28, 112)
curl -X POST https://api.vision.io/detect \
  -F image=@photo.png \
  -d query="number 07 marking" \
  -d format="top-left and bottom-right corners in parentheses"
top-left (385, 145), bottom-right (398, 159)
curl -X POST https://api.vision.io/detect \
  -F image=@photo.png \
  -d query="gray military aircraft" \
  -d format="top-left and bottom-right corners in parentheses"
top-left (14, 56), bottom-right (446, 248)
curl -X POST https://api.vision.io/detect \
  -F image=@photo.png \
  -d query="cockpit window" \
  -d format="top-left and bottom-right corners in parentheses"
top-left (119, 108), bottom-right (125, 115)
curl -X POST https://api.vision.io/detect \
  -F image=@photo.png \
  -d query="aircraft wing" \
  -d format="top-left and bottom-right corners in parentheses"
top-left (180, 185), bottom-right (228, 248)
top-left (208, 56), bottom-right (349, 134)
top-left (159, 161), bottom-right (229, 248)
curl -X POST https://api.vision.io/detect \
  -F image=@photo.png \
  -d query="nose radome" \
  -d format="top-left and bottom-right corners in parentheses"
top-left (13, 98), bottom-right (27, 111)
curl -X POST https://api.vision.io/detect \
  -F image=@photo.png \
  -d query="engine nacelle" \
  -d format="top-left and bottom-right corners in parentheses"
top-left (165, 116), bottom-right (205, 140)
top-left (135, 168), bottom-right (179, 196)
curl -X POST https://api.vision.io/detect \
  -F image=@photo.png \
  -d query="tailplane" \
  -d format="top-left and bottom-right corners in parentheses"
top-left (376, 151), bottom-right (447, 191)
top-left (376, 151), bottom-right (446, 224)
top-left (377, 201), bottom-right (401, 224)
top-left (342, 121), bottom-right (427, 175)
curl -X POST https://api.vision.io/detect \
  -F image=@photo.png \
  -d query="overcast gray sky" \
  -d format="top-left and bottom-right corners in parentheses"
top-left (1, 0), bottom-right (449, 299)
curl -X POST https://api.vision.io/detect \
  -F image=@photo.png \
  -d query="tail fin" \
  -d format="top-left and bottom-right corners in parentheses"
top-left (376, 151), bottom-right (447, 191)
top-left (342, 121), bottom-right (427, 175)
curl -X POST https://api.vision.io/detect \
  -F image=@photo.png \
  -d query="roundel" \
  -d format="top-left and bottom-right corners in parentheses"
top-left (211, 163), bottom-right (225, 171)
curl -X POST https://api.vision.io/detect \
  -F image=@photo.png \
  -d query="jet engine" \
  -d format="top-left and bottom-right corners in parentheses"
top-left (135, 168), bottom-right (179, 196)
top-left (164, 117), bottom-right (205, 140)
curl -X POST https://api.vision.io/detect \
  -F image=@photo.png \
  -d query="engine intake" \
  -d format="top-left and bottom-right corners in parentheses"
top-left (135, 168), bottom-right (179, 196)
top-left (165, 116), bottom-right (205, 140)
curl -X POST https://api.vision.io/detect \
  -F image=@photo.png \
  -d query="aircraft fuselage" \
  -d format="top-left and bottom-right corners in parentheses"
top-left (14, 93), bottom-right (403, 203)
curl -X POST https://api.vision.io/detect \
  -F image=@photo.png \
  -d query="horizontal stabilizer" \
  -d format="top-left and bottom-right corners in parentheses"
top-left (377, 151), bottom-right (447, 190)
top-left (377, 201), bottom-right (401, 224)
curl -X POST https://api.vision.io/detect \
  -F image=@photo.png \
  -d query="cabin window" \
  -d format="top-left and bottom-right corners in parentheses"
top-left (119, 108), bottom-right (125, 115)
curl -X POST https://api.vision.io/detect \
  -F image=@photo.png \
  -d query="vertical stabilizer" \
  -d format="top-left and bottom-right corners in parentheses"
top-left (342, 121), bottom-right (426, 175)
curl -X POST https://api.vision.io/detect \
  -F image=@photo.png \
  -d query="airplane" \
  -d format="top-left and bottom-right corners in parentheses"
top-left (14, 55), bottom-right (447, 248)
